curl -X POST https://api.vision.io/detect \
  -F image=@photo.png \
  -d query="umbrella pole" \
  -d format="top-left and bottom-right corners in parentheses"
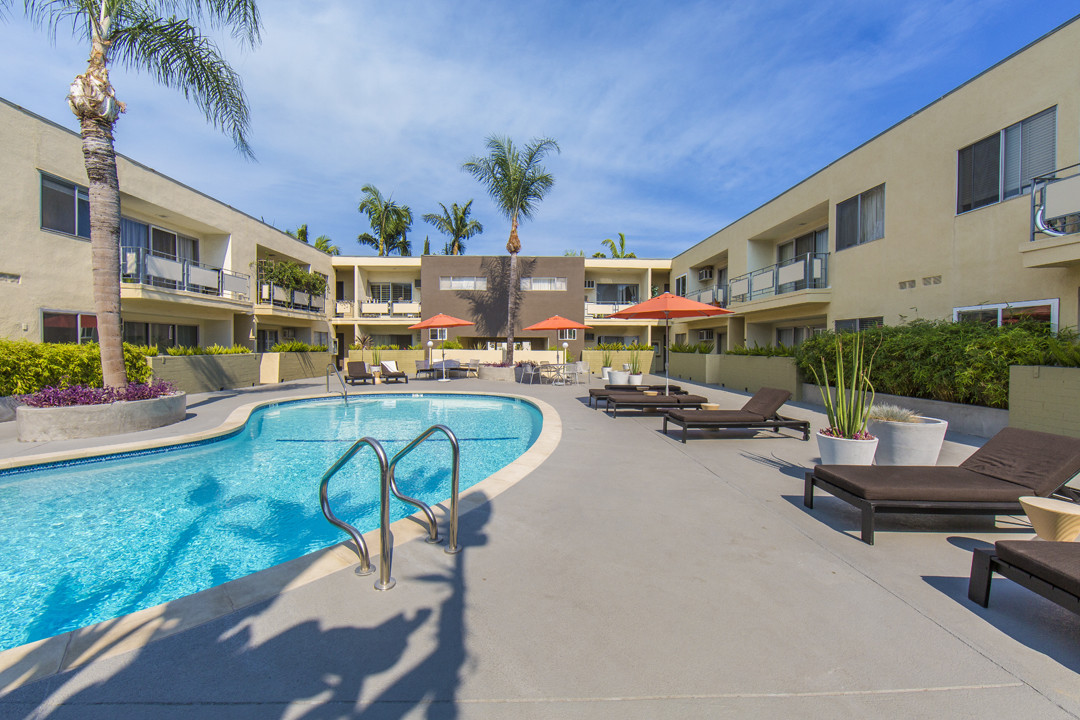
top-left (665, 314), bottom-right (670, 395)
top-left (440, 342), bottom-right (449, 382)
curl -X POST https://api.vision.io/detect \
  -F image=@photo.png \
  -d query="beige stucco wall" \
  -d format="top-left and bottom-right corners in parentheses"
top-left (148, 353), bottom-right (261, 394)
top-left (1009, 365), bottom-right (1080, 438)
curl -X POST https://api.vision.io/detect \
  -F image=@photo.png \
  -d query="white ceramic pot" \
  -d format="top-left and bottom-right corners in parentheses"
top-left (601, 367), bottom-right (612, 382)
top-left (628, 373), bottom-right (644, 386)
top-left (866, 417), bottom-right (948, 465)
top-left (816, 432), bottom-right (878, 465)
top-left (608, 370), bottom-right (630, 385)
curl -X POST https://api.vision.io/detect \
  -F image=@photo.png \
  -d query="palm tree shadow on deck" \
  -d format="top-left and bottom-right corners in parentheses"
top-left (9, 493), bottom-right (494, 719)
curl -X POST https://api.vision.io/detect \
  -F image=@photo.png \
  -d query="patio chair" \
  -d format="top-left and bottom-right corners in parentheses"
top-left (969, 539), bottom-right (1080, 618)
top-left (415, 360), bottom-right (437, 379)
top-left (345, 361), bottom-right (375, 385)
top-left (467, 359), bottom-right (481, 378)
top-left (804, 427), bottom-right (1080, 545)
top-left (379, 361), bottom-right (409, 383)
top-left (520, 362), bottom-right (542, 385)
top-left (566, 361), bottom-right (590, 385)
top-left (606, 392), bottom-right (708, 418)
top-left (661, 387), bottom-right (810, 443)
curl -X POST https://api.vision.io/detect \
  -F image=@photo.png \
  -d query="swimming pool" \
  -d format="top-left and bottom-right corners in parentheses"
top-left (0, 393), bottom-right (542, 651)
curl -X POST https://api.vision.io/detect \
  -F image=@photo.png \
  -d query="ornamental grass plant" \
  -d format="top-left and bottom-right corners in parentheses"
top-left (811, 332), bottom-right (877, 439)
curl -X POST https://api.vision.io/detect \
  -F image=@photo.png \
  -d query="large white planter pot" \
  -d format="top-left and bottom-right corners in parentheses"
top-left (601, 367), bottom-right (612, 382)
top-left (816, 432), bottom-right (878, 465)
top-left (866, 417), bottom-right (948, 465)
top-left (16, 393), bottom-right (187, 442)
top-left (608, 370), bottom-right (629, 385)
top-left (628, 373), bottom-right (644, 386)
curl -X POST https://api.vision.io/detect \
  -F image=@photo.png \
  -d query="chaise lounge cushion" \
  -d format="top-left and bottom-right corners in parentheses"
top-left (959, 428), bottom-right (1080, 495)
top-left (810, 465), bottom-right (1034, 502)
top-left (741, 387), bottom-right (792, 418)
top-left (608, 393), bottom-right (707, 405)
top-left (665, 409), bottom-right (766, 424)
top-left (995, 540), bottom-right (1080, 599)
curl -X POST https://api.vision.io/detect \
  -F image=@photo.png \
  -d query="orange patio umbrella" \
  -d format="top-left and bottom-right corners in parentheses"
top-left (409, 313), bottom-right (475, 382)
top-left (521, 315), bottom-right (592, 332)
top-left (609, 293), bottom-right (733, 393)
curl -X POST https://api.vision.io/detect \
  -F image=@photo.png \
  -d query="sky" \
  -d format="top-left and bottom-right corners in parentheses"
top-left (2, 1), bottom-right (1079, 260)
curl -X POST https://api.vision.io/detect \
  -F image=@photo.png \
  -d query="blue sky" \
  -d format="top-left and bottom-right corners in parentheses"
top-left (3, 1), bottom-right (1079, 259)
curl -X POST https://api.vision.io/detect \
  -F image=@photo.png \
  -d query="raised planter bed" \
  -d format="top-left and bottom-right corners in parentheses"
top-left (16, 392), bottom-right (187, 442)
top-left (478, 365), bottom-right (515, 382)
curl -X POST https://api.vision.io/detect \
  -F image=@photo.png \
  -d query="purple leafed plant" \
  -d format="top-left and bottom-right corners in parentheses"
top-left (20, 380), bottom-right (177, 408)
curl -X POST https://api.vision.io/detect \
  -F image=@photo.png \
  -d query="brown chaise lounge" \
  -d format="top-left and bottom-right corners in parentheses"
top-left (969, 540), bottom-right (1080, 617)
top-left (804, 427), bottom-right (1080, 545)
top-left (662, 387), bottom-right (810, 443)
top-left (587, 384), bottom-right (685, 408)
top-left (606, 392), bottom-right (708, 418)
top-left (379, 361), bottom-right (409, 383)
top-left (345, 361), bottom-right (375, 385)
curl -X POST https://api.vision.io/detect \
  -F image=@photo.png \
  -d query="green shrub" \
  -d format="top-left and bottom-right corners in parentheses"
top-left (165, 344), bottom-right (252, 356)
top-left (694, 342), bottom-right (714, 354)
top-left (725, 344), bottom-right (796, 357)
top-left (669, 342), bottom-right (697, 353)
top-left (269, 340), bottom-right (328, 353)
top-left (440, 338), bottom-right (464, 349)
top-left (0, 340), bottom-right (154, 395)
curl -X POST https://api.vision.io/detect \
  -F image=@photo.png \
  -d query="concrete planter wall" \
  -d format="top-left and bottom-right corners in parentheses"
top-left (0, 396), bottom-right (17, 423)
top-left (1009, 365), bottom-right (1080, 438)
top-left (16, 392), bottom-right (187, 442)
top-left (478, 365), bottom-right (515, 382)
top-left (347, 350), bottom-right (425, 374)
top-left (148, 354), bottom-right (260, 394)
top-left (260, 352), bottom-right (332, 384)
top-left (804, 383), bottom-right (1008, 439)
top-left (668, 353), bottom-right (721, 384)
top-left (581, 351), bottom-right (654, 376)
top-left (717, 355), bottom-right (801, 398)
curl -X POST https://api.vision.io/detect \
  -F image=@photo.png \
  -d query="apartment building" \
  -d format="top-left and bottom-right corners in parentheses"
top-left (667, 16), bottom-right (1080, 351)
top-left (0, 98), bottom-right (334, 352)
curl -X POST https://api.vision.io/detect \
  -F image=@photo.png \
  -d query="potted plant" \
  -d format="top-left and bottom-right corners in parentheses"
top-left (627, 351), bottom-right (643, 386)
top-left (600, 346), bottom-right (613, 382)
top-left (866, 403), bottom-right (949, 465)
top-left (811, 333), bottom-right (878, 465)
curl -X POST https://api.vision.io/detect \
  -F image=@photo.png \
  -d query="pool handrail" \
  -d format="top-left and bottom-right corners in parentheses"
top-left (318, 436), bottom-right (386, 579)
top-left (387, 424), bottom-right (463, 555)
top-left (325, 363), bottom-right (349, 404)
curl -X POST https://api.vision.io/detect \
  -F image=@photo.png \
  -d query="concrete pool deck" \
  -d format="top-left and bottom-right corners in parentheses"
top-left (0, 375), bottom-right (1078, 718)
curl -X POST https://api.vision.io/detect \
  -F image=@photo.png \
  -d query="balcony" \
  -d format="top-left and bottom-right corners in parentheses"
top-left (334, 299), bottom-right (422, 319)
top-left (585, 301), bottom-right (636, 318)
top-left (1024, 165), bottom-right (1080, 268)
top-left (255, 283), bottom-right (325, 315)
top-left (121, 247), bottom-right (249, 300)
top-left (684, 285), bottom-right (728, 307)
top-left (728, 252), bottom-right (828, 304)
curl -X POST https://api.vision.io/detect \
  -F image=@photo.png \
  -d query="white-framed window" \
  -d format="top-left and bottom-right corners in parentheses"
top-left (776, 325), bottom-right (825, 347)
top-left (439, 276), bottom-right (487, 290)
top-left (370, 282), bottom-right (412, 302)
top-left (558, 329), bottom-right (577, 341)
top-left (520, 276), bottom-right (567, 291)
top-left (41, 310), bottom-right (97, 344)
top-left (697, 329), bottom-right (714, 341)
top-left (954, 298), bottom-right (1058, 331)
top-left (674, 275), bottom-right (687, 296)
top-left (429, 328), bottom-right (447, 340)
top-left (957, 106), bottom-right (1056, 214)
top-left (314, 331), bottom-right (329, 347)
top-left (121, 321), bottom-right (198, 348)
top-left (40, 174), bottom-right (90, 239)
top-left (836, 185), bottom-right (885, 251)
top-left (595, 283), bottom-right (639, 303)
top-left (834, 317), bottom-right (883, 333)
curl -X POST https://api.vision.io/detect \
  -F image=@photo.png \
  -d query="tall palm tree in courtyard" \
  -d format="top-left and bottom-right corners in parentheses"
top-left (357, 184), bottom-right (413, 257)
top-left (463, 135), bottom-right (559, 363)
top-left (423, 200), bottom-right (483, 256)
top-left (5, 0), bottom-right (261, 388)
top-left (602, 232), bottom-right (636, 258)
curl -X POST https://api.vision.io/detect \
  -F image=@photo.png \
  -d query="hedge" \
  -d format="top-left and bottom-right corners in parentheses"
top-left (0, 340), bottom-right (155, 396)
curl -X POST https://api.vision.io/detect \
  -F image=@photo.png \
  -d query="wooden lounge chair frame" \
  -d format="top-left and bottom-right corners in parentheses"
top-left (968, 544), bottom-right (1080, 616)
top-left (660, 388), bottom-right (808, 443)
top-left (379, 361), bottom-right (409, 384)
top-left (803, 427), bottom-right (1080, 545)
top-left (606, 393), bottom-right (707, 418)
top-left (345, 361), bottom-right (375, 385)
top-left (415, 361), bottom-right (437, 379)
top-left (664, 412), bottom-right (810, 443)
top-left (587, 385), bottom-right (685, 408)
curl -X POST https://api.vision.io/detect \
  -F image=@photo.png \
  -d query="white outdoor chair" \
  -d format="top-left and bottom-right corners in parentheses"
top-left (568, 361), bottom-right (590, 385)
top-left (520, 362), bottom-right (542, 384)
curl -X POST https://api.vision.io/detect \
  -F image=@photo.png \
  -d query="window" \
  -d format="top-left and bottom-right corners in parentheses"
top-left (776, 325), bottom-right (824, 347)
top-left (41, 175), bottom-right (90, 238)
top-left (595, 283), bottom-right (639, 303)
top-left (957, 107), bottom-right (1056, 214)
top-left (698, 329), bottom-right (714, 341)
top-left (42, 311), bottom-right (97, 344)
top-left (598, 335), bottom-right (639, 345)
top-left (558, 329), bottom-right (577, 341)
top-left (429, 328), bottom-right (448, 341)
top-left (836, 185), bottom-right (884, 251)
top-left (439, 276), bottom-right (487, 291)
top-left (674, 275), bottom-right (687, 296)
top-left (520, 276), bottom-right (567, 291)
top-left (122, 322), bottom-right (198, 348)
top-left (778, 229), bottom-right (828, 292)
top-left (314, 331), bottom-right (329, 347)
top-left (370, 282), bottom-right (412, 302)
top-left (954, 299), bottom-right (1057, 331)
top-left (834, 317), bottom-right (883, 333)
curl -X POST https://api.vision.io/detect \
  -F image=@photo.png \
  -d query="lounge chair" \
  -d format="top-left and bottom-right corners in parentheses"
top-left (804, 427), bottom-right (1080, 545)
top-left (661, 387), bottom-right (810, 443)
top-left (588, 384), bottom-right (685, 408)
top-left (969, 540), bottom-right (1080, 617)
top-left (380, 360), bottom-right (408, 383)
top-left (606, 392), bottom-right (708, 418)
top-left (415, 360), bottom-right (437, 379)
top-left (345, 361), bottom-right (375, 385)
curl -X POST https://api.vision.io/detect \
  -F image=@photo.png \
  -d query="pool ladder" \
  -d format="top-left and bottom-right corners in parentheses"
top-left (326, 363), bottom-right (349, 404)
top-left (318, 424), bottom-right (462, 591)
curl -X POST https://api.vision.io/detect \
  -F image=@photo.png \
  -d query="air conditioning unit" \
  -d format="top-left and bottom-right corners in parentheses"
top-left (584, 279), bottom-right (595, 289)
top-left (698, 329), bottom-right (714, 341)
top-left (698, 267), bottom-right (714, 282)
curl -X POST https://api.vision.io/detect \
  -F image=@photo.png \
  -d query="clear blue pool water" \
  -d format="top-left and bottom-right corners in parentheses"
top-left (0, 394), bottom-right (542, 651)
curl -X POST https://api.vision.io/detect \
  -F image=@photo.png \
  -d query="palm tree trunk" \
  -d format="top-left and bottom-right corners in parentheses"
top-left (79, 114), bottom-right (127, 388)
top-left (505, 215), bottom-right (521, 365)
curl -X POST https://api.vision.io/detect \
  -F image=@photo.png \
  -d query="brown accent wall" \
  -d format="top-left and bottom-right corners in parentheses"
top-left (420, 256), bottom-right (586, 355)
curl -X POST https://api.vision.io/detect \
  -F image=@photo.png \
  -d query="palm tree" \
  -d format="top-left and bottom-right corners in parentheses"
top-left (423, 200), bottom-right (484, 256)
top-left (357, 184), bottom-right (413, 257)
top-left (6, 1), bottom-right (261, 387)
top-left (286, 224), bottom-right (309, 243)
top-left (314, 235), bottom-right (340, 256)
top-left (602, 232), bottom-right (636, 258)
top-left (463, 136), bottom-right (559, 363)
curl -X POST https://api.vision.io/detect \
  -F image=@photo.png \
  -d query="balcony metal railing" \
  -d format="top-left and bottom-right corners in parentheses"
top-left (256, 283), bottom-right (326, 313)
top-left (121, 246), bottom-right (249, 300)
top-left (585, 301), bottom-right (637, 318)
top-left (728, 252), bottom-right (828, 304)
top-left (346, 299), bottom-right (422, 318)
top-left (1031, 164), bottom-right (1080, 241)
top-left (684, 285), bottom-right (728, 307)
